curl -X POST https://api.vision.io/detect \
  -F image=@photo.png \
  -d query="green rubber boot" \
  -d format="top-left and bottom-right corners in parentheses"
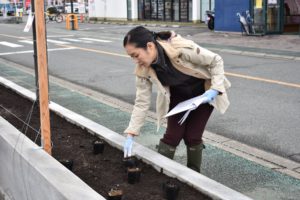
top-left (187, 143), bottom-right (204, 173)
top-left (157, 140), bottom-right (176, 159)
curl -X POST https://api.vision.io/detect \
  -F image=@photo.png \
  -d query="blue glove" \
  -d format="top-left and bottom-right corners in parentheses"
top-left (124, 135), bottom-right (134, 158)
top-left (201, 89), bottom-right (219, 103)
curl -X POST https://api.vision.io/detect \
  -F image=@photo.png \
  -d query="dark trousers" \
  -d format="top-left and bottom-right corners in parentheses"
top-left (161, 87), bottom-right (214, 147)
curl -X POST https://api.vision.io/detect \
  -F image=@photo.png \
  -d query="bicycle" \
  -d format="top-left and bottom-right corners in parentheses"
top-left (45, 11), bottom-right (63, 23)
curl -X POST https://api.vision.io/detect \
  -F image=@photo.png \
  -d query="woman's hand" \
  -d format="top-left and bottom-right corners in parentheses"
top-left (201, 89), bottom-right (219, 103)
top-left (124, 134), bottom-right (134, 158)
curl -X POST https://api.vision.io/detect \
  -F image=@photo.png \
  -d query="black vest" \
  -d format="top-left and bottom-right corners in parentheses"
top-left (151, 43), bottom-right (205, 98)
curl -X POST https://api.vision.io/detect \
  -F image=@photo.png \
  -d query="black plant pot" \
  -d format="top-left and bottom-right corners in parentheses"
top-left (93, 140), bottom-right (105, 154)
top-left (108, 187), bottom-right (123, 200)
top-left (127, 167), bottom-right (141, 184)
top-left (59, 159), bottom-right (73, 171)
top-left (123, 156), bottom-right (138, 168)
top-left (162, 181), bottom-right (180, 200)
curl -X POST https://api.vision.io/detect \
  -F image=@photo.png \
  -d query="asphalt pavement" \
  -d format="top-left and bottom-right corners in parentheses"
top-left (0, 16), bottom-right (300, 199)
top-left (1, 57), bottom-right (300, 200)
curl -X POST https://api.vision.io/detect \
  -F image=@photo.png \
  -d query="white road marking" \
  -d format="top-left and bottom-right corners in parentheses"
top-left (96, 36), bottom-right (122, 40)
top-left (47, 47), bottom-right (77, 52)
top-left (0, 50), bottom-right (33, 56)
top-left (108, 69), bottom-right (127, 73)
top-left (61, 38), bottom-right (92, 43)
top-left (18, 40), bottom-right (33, 44)
top-left (78, 27), bottom-right (105, 31)
top-left (47, 39), bottom-right (70, 44)
top-left (0, 41), bottom-right (23, 48)
top-left (47, 35), bottom-right (74, 38)
top-left (0, 47), bottom-right (77, 56)
top-left (79, 38), bottom-right (112, 43)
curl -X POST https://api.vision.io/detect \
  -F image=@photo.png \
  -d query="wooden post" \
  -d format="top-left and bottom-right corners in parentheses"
top-left (34, 0), bottom-right (52, 155)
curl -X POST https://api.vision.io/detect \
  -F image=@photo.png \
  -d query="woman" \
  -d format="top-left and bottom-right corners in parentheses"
top-left (123, 26), bottom-right (230, 172)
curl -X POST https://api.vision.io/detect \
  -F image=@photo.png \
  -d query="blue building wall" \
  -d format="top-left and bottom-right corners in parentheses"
top-left (215, 0), bottom-right (250, 32)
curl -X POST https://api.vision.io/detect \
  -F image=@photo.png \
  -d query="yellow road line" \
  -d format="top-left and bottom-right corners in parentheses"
top-left (225, 72), bottom-right (300, 88)
top-left (58, 44), bottom-right (130, 58)
top-left (66, 45), bottom-right (300, 89)
top-left (59, 44), bottom-right (300, 89)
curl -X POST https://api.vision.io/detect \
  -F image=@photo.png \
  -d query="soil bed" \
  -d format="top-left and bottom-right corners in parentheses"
top-left (0, 85), bottom-right (211, 200)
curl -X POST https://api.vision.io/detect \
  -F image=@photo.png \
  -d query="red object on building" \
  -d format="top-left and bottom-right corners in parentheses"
top-left (25, 0), bottom-right (31, 9)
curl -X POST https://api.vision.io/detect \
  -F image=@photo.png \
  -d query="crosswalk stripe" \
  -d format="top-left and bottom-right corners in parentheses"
top-left (0, 37), bottom-right (113, 49)
top-left (61, 38), bottom-right (82, 42)
top-left (0, 41), bottom-right (23, 48)
top-left (18, 40), bottom-right (33, 44)
top-left (79, 38), bottom-right (112, 43)
top-left (0, 47), bottom-right (77, 56)
top-left (61, 38), bottom-right (92, 43)
top-left (47, 39), bottom-right (70, 44)
top-left (47, 35), bottom-right (74, 38)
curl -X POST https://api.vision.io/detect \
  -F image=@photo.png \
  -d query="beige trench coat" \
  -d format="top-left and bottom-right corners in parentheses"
top-left (124, 34), bottom-right (231, 135)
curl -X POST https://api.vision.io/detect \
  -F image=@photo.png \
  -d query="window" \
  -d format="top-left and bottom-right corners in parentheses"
top-left (173, 0), bottom-right (179, 21)
top-left (180, 0), bottom-right (188, 21)
top-left (137, 0), bottom-right (191, 21)
top-left (145, 0), bottom-right (151, 19)
top-left (165, 0), bottom-right (172, 20)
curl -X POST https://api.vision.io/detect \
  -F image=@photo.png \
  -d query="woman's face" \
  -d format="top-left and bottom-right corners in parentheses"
top-left (125, 42), bottom-right (157, 68)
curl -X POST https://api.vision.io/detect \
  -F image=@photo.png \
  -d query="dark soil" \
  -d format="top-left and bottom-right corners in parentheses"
top-left (0, 85), bottom-right (211, 200)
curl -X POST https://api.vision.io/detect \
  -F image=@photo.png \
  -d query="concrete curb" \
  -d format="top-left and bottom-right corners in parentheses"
top-left (90, 21), bottom-right (184, 28)
top-left (0, 117), bottom-right (105, 200)
top-left (1, 58), bottom-right (299, 181)
top-left (44, 69), bottom-right (300, 180)
top-left (0, 76), bottom-right (253, 200)
top-left (0, 16), bottom-right (23, 24)
top-left (86, 19), bottom-right (206, 28)
top-left (204, 132), bottom-right (300, 180)
top-left (1, 59), bottom-right (299, 181)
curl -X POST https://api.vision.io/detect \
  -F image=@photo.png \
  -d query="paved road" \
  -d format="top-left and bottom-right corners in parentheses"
top-left (0, 22), bottom-right (299, 164)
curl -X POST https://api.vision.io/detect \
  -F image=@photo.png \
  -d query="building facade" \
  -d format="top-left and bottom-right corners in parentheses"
top-left (2, 0), bottom-right (299, 34)
top-left (214, 0), bottom-right (300, 34)
top-left (88, 0), bottom-right (213, 23)
top-left (8, 0), bottom-right (296, 35)
top-left (136, 0), bottom-right (193, 22)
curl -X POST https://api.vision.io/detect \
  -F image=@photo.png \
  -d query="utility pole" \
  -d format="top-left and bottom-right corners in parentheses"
top-left (34, 0), bottom-right (52, 155)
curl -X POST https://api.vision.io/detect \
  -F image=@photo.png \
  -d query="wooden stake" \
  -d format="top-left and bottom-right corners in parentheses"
top-left (34, 0), bottom-right (52, 155)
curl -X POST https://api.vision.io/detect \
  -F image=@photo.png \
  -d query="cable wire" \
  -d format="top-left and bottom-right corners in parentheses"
top-left (0, 104), bottom-right (40, 135)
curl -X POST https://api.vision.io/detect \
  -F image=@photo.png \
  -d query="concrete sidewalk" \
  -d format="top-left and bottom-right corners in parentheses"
top-left (130, 22), bottom-right (300, 60)
top-left (189, 31), bottom-right (300, 60)
top-left (0, 16), bottom-right (23, 24)
top-left (105, 20), bottom-right (300, 61)
top-left (0, 58), bottom-right (300, 200)
top-left (84, 19), bottom-right (300, 60)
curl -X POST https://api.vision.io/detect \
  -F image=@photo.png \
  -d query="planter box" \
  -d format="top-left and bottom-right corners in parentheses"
top-left (0, 77), bottom-right (252, 200)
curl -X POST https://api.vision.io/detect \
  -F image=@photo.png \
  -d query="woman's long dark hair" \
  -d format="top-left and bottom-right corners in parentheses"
top-left (123, 26), bottom-right (172, 49)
